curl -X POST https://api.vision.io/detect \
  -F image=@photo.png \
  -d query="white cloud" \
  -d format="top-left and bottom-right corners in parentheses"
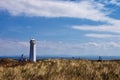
top-left (85, 33), bottom-right (120, 38)
top-left (110, 0), bottom-right (120, 6)
top-left (93, 0), bottom-right (120, 6)
top-left (0, 39), bottom-right (120, 56)
top-left (37, 40), bottom-right (120, 56)
top-left (0, 39), bottom-right (29, 56)
top-left (0, 0), bottom-right (110, 21)
top-left (72, 22), bottom-right (120, 38)
top-left (72, 23), bottom-right (120, 33)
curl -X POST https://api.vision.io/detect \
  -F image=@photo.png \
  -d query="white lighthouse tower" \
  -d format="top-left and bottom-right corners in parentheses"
top-left (29, 39), bottom-right (36, 62)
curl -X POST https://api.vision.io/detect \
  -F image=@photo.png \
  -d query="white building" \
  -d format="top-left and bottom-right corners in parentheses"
top-left (29, 39), bottom-right (36, 62)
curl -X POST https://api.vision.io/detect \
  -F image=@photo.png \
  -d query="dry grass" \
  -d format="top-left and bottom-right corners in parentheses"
top-left (0, 58), bottom-right (120, 80)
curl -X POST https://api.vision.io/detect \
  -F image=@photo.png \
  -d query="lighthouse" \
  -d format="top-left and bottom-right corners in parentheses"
top-left (29, 39), bottom-right (36, 62)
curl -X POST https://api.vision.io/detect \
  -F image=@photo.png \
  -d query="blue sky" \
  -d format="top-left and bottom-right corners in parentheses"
top-left (0, 0), bottom-right (120, 56)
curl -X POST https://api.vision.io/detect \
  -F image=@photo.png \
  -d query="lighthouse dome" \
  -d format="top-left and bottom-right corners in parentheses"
top-left (30, 39), bottom-right (36, 44)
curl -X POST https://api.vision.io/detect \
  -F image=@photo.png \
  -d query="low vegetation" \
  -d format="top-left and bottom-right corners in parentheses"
top-left (0, 58), bottom-right (120, 80)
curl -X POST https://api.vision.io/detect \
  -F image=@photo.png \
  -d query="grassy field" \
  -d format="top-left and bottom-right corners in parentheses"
top-left (0, 58), bottom-right (120, 80)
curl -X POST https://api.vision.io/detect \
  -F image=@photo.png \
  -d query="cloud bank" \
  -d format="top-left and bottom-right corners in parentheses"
top-left (0, 39), bottom-right (120, 56)
top-left (0, 0), bottom-right (110, 22)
